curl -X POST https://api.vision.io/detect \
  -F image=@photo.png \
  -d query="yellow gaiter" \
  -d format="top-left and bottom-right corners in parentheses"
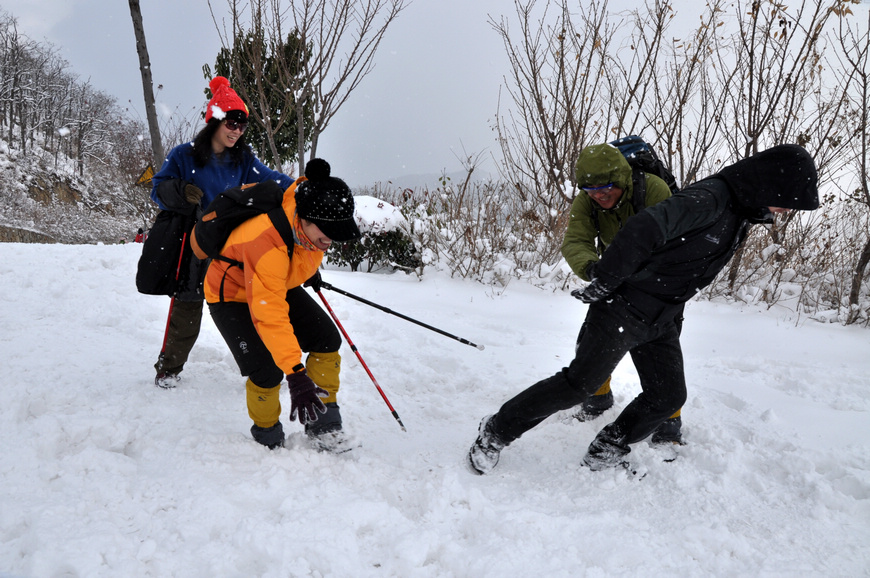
top-left (592, 375), bottom-right (612, 396)
top-left (246, 378), bottom-right (282, 428)
top-left (306, 351), bottom-right (341, 404)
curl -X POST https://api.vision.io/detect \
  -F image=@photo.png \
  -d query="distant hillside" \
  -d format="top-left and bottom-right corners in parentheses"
top-left (0, 137), bottom-right (151, 245)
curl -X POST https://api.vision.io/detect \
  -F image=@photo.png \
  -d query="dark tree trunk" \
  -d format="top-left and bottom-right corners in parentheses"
top-left (128, 0), bottom-right (165, 169)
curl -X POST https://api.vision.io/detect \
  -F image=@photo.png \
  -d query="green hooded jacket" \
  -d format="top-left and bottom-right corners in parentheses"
top-left (561, 143), bottom-right (673, 281)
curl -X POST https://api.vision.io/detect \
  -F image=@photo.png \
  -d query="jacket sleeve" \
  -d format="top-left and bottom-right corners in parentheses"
top-left (595, 183), bottom-right (730, 287)
top-left (245, 243), bottom-right (305, 374)
top-left (246, 156), bottom-right (295, 190)
top-left (561, 194), bottom-right (602, 281)
top-left (150, 147), bottom-right (196, 214)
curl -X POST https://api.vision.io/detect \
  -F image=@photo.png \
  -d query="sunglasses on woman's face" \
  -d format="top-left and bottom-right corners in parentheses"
top-left (224, 119), bottom-right (248, 133)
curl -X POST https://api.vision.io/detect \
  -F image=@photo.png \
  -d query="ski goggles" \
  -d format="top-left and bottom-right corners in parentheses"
top-left (581, 183), bottom-right (615, 196)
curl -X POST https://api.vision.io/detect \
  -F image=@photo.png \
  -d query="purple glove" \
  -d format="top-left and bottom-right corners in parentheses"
top-left (286, 370), bottom-right (328, 425)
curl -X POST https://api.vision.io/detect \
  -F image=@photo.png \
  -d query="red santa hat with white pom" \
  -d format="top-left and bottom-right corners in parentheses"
top-left (204, 76), bottom-right (249, 123)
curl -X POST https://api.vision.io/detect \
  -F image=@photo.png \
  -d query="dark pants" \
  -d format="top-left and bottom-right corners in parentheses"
top-left (155, 298), bottom-right (203, 375)
top-left (492, 295), bottom-right (686, 447)
top-left (154, 250), bottom-right (208, 376)
top-left (208, 287), bottom-right (341, 388)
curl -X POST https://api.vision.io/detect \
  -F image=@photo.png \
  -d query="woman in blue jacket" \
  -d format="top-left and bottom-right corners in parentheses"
top-left (149, 76), bottom-right (294, 388)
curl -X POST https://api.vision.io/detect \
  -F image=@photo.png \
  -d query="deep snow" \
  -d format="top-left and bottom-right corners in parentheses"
top-left (0, 242), bottom-right (868, 577)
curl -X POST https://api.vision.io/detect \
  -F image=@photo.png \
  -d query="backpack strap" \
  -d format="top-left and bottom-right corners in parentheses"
top-left (591, 209), bottom-right (605, 257)
top-left (630, 168), bottom-right (647, 214)
top-left (267, 208), bottom-right (295, 260)
top-left (213, 209), bottom-right (295, 303)
top-left (590, 169), bottom-right (647, 257)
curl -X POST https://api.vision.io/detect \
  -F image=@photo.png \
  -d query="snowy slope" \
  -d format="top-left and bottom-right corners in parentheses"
top-left (0, 243), bottom-right (868, 577)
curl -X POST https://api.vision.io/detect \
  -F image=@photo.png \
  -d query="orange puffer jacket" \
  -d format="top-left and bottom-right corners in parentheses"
top-left (203, 176), bottom-right (322, 374)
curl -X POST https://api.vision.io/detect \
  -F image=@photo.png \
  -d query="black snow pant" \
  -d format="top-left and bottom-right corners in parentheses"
top-left (208, 286), bottom-right (342, 388)
top-left (154, 249), bottom-right (207, 376)
top-left (491, 295), bottom-right (687, 448)
top-left (155, 297), bottom-right (203, 375)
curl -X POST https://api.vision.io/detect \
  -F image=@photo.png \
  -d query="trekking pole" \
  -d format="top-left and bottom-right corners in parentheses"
top-left (320, 281), bottom-right (484, 351)
top-left (315, 289), bottom-right (407, 432)
top-left (157, 228), bottom-right (190, 369)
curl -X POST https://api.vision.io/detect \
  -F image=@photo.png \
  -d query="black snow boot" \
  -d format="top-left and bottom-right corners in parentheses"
top-left (305, 403), bottom-right (353, 453)
top-left (651, 416), bottom-right (684, 445)
top-left (251, 422), bottom-right (285, 449)
top-left (467, 415), bottom-right (508, 475)
top-left (582, 423), bottom-right (630, 471)
top-left (154, 370), bottom-right (182, 389)
top-left (574, 390), bottom-right (614, 422)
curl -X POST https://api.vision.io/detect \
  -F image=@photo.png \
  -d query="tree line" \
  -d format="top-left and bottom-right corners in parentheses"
top-left (481, 0), bottom-right (870, 324)
top-left (0, 10), bottom-right (151, 182)
top-left (0, 0), bottom-right (867, 324)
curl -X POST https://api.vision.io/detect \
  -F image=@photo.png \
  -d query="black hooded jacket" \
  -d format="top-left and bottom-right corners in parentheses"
top-left (591, 144), bottom-right (819, 324)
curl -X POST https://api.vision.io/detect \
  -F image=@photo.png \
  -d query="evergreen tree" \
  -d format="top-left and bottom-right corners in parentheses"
top-left (203, 28), bottom-right (312, 168)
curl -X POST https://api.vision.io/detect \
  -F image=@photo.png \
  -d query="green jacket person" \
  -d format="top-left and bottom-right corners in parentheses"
top-left (561, 143), bottom-right (682, 442)
top-left (469, 144), bottom-right (819, 475)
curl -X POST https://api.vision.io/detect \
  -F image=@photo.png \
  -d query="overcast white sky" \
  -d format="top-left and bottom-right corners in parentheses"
top-left (2, 0), bottom-right (513, 187)
top-left (8, 0), bottom-right (862, 187)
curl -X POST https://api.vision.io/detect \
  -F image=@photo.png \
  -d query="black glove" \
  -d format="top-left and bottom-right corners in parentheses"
top-left (286, 370), bottom-right (328, 425)
top-left (572, 278), bottom-right (616, 304)
top-left (184, 184), bottom-right (204, 205)
top-left (303, 270), bottom-right (323, 292)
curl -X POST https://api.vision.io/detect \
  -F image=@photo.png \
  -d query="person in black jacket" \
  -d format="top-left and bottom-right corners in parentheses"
top-left (468, 144), bottom-right (820, 475)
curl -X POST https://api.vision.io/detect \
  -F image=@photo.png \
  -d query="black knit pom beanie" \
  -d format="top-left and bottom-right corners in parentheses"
top-left (295, 159), bottom-right (361, 242)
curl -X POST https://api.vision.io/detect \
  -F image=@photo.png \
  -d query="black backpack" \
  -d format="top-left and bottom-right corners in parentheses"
top-left (610, 135), bottom-right (680, 201)
top-left (191, 180), bottom-right (294, 268)
top-left (135, 209), bottom-right (195, 296)
top-left (589, 136), bottom-right (680, 254)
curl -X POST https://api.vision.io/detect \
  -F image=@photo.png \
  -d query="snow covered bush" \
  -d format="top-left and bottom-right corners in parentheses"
top-left (326, 195), bottom-right (422, 273)
top-left (359, 174), bottom-right (574, 290)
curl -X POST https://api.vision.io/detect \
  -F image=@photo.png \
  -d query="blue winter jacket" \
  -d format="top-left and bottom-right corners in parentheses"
top-left (148, 142), bottom-right (294, 300)
top-left (150, 142), bottom-right (294, 212)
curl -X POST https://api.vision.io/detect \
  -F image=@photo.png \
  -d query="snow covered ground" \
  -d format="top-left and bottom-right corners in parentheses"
top-left (0, 242), bottom-right (868, 577)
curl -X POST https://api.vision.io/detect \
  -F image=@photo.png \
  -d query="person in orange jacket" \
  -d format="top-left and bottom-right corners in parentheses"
top-left (206, 158), bottom-right (361, 452)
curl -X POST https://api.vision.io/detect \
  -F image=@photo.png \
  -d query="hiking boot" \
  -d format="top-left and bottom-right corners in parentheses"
top-left (305, 403), bottom-right (354, 453)
top-left (304, 402), bottom-right (342, 435)
top-left (651, 416), bottom-right (684, 445)
top-left (251, 422), bottom-right (285, 449)
top-left (582, 424), bottom-right (630, 471)
top-left (467, 415), bottom-right (508, 475)
top-left (154, 371), bottom-right (182, 389)
top-left (308, 429), bottom-right (356, 453)
top-left (573, 390), bottom-right (614, 422)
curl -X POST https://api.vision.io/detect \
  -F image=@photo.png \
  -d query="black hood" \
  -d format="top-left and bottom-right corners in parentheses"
top-left (715, 144), bottom-right (819, 211)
